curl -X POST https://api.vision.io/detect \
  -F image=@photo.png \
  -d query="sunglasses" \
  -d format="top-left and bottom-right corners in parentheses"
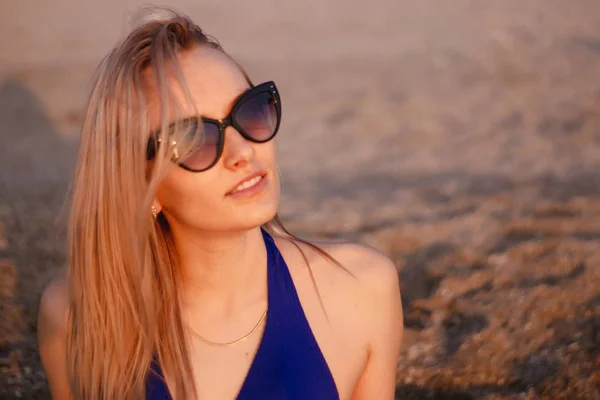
top-left (146, 81), bottom-right (281, 172)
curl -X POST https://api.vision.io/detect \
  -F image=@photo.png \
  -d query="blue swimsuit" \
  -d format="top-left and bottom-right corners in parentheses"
top-left (146, 229), bottom-right (339, 399)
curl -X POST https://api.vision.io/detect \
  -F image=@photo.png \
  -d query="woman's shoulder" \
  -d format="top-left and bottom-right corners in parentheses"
top-left (317, 241), bottom-right (401, 314)
top-left (38, 272), bottom-right (70, 338)
top-left (319, 240), bottom-right (398, 284)
top-left (38, 272), bottom-right (74, 399)
top-left (275, 236), bottom-right (401, 311)
top-left (275, 236), bottom-right (402, 370)
top-left (277, 235), bottom-right (399, 289)
top-left (309, 243), bottom-right (402, 397)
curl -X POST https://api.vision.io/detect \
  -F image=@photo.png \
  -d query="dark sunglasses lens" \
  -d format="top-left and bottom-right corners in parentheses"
top-left (235, 92), bottom-right (278, 141)
top-left (179, 122), bottom-right (221, 171)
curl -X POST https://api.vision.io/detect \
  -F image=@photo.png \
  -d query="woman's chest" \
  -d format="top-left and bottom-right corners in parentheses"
top-left (187, 330), bottom-right (264, 400)
top-left (184, 316), bottom-right (364, 400)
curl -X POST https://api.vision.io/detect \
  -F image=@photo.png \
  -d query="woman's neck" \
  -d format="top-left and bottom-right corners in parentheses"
top-left (171, 226), bottom-right (268, 315)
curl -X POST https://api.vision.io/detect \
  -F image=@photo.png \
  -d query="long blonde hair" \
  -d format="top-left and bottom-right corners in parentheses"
top-left (66, 7), bottom-right (343, 399)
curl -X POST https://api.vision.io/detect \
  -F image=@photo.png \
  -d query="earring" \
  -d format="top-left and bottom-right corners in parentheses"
top-left (151, 205), bottom-right (158, 219)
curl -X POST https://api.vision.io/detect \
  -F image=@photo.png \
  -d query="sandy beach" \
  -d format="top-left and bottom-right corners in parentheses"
top-left (1, 1), bottom-right (600, 398)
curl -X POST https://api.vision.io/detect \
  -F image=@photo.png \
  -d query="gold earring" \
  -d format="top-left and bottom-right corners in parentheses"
top-left (151, 205), bottom-right (158, 219)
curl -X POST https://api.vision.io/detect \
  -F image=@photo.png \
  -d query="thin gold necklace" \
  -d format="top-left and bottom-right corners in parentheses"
top-left (186, 307), bottom-right (268, 347)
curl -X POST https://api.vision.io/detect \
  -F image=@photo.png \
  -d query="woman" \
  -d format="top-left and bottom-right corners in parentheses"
top-left (37, 7), bottom-right (403, 400)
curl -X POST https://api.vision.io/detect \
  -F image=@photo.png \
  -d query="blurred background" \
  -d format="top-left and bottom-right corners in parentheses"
top-left (2, 0), bottom-right (600, 398)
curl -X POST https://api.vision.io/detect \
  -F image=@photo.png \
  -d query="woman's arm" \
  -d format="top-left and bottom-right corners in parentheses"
top-left (350, 248), bottom-right (403, 399)
top-left (37, 275), bottom-right (74, 399)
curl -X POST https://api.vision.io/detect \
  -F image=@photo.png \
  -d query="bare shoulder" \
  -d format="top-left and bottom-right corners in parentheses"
top-left (38, 272), bottom-right (73, 399)
top-left (319, 241), bottom-right (402, 321)
top-left (316, 242), bottom-right (403, 398)
top-left (275, 236), bottom-right (401, 312)
top-left (38, 272), bottom-right (70, 337)
top-left (273, 236), bottom-right (403, 397)
top-left (320, 241), bottom-right (399, 287)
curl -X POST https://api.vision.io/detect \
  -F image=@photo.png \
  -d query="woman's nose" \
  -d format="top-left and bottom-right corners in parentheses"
top-left (221, 126), bottom-right (254, 169)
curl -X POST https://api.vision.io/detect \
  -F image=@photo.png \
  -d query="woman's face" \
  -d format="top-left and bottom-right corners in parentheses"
top-left (148, 46), bottom-right (280, 233)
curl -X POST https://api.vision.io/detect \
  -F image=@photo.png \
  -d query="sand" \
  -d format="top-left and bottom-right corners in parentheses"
top-left (1, 1), bottom-right (600, 398)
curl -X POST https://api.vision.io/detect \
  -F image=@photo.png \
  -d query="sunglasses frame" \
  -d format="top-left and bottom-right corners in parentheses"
top-left (146, 81), bottom-right (281, 172)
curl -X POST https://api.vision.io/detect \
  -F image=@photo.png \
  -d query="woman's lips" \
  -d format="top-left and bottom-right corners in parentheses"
top-left (226, 173), bottom-right (267, 197)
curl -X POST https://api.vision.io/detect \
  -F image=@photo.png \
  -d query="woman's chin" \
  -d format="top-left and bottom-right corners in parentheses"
top-left (234, 202), bottom-right (279, 230)
top-left (200, 199), bottom-right (279, 233)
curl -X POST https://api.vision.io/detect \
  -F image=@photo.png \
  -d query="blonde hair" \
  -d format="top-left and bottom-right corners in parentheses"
top-left (66, 6), bottom-right (344, 399)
